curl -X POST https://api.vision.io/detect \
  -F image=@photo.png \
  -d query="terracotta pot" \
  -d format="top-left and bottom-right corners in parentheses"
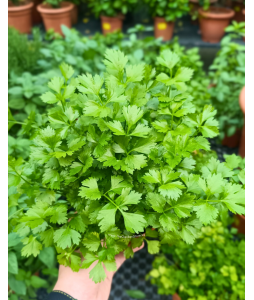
top-left (154, 17), bottom-right (175, 41)
top-left (222, 129), bottom-right (241, 148)
top-left (233, 214), bottom-right (245, 234)
top-left (8, 1), bottom-right (34, 34)
top-left (239, 86), bottom-right (245, 158)
top-left (37, 1), bottom-right (74, 35)
top-left (231, 2), bottom-right (245, 22)
top-left (100, 15), bottom-right (123, 35)
top-left (198, 7), bottom-right (235, 43)
top-left (173, 293), bottom-right (181, 300)
top-left (32, 0), bottom-right (42, 24)
top-left (71, 3), bottom-right (78, 25)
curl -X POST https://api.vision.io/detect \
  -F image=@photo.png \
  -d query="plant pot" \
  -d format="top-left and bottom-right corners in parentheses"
top-left (233, 214), bottom-right (245, 234)
top-left (173, 293), bottom-right (181, 300)
top-left (231, 1), bottom-right (245, 23)
top-left (8, 1), bottom-right (34, 34)
top-left (222, 129), bottom-right (241, 148)
top-left (239, 86), bottom-right (245, 158)
top-left (154, 17), bottom-right (174, 41)
top-left (32, 0), bottom-right (43, 24)
top-left (71, 3), bottom-right (78, 25)
top-left (198, 7), bottom-right (235, 43)
top-left (37, 1), bottom-right (74, 36)
top-left (189, 0), bottom-right (218, 24)
top-left (100, 15), bottom-right (123, 35)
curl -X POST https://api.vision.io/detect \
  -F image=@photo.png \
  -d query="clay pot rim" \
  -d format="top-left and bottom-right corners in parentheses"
top-left (239, 215), bottom-right (245, 220)
top-left (198, 7), bottom-right (235, 19)
top-left (37, 1), bottom-right (74, 14)
top-left (154, 16), bottom-right (174, 23)
top-left (8, 1), bottom-right (33, 11)
top-left (189, 0), bottom-right (217, 3)
top-left (100, 13), bottom-right (125, 20)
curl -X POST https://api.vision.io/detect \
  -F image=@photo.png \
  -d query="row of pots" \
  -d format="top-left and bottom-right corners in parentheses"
top-left (8, 1), bottom-right (78, 35)
top-left (9, 1), bottom-right (245, 42)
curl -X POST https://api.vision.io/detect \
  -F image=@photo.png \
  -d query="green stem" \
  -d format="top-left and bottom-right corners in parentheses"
top-left (103, 194), bottom-right (118, 208)
top-left (8, 120), bottom-right (25, 125)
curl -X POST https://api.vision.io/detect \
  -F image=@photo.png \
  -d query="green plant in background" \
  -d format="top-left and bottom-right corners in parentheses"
top-left (8, 27), bottom-right (42, 76)
top-left (42, 0), bottom-right (64, 8)
top-left (88, 0), bottom-right (138, 18)
top-left (208, 30), bottom-right (245, 140)
top-left (8, 49), bottom-right (245, 284)
top-left (225, 20), bottom-right (245, 38)
top-left (9, 179), bottom-right (58, 300)
top-left (147, 220), bottom-right (245, 300)
top-left (144, 0), bottom-right (190, 22)
top-left (8, 234), bottom-right (58, 300)
top-left (8, 72), bottom-right (49, 122)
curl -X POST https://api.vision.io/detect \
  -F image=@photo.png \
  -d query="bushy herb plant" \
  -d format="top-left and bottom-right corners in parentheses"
top-left (8, 49), bottom-right (245, 283)
top-left (8, 27), bottom-right (42, 76)
top-left (147, 219), bottom-right (245, 300)
top-left (88, 0), bottom-right (138, 18)
top-left (208, 32), bottom-right (245, 140)
top-left (144, 0), bottom-right (190, 22)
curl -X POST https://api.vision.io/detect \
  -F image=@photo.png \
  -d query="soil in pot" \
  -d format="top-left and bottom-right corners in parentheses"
top-left (198, 7), bottom-right (235, 43)
top-left (100, 15), bottom-right (123, 35)
top-left (8, 1), bottom-right (34, 34)
top-left (154, 17), bottom-right (174, 41)
top-left (32, 0), bottom-right (42, 24)
top-left (37, 1), bottom-right (74, 35)
top-left (221, 128), bottom-right (241, 148)
top-left (239, 86), bottom-right (245, 158)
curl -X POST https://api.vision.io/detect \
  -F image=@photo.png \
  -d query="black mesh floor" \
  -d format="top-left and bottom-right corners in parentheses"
top-left (109, 245), bottom-right (171, 300)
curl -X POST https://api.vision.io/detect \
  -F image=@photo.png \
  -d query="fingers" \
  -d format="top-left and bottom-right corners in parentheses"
top-left (133, 242), bottom-right (144, 253)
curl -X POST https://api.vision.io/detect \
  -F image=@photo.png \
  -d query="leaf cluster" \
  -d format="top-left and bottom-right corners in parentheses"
top-left (88, 0), bottom-right (139, 18)
top-left (144, 0), bottom-right (190, 22)
top-left (8, 49), bottom-right (245, 283)
top-left (208, 29), bottom-right (245, 140)
top-left (147, 219), bottom-right (245, 300)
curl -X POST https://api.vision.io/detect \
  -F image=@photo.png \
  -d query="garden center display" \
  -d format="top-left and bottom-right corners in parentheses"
top-left (8, 2), bottom-right (246, 298)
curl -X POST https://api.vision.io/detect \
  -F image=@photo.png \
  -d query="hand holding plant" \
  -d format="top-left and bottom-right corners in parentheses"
top-left (9, 49), bottom-right (245, 284)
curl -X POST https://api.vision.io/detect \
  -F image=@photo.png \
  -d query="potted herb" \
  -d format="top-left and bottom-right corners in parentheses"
top-left (208, 30), bottom-right (245, 146)
top-left (147, 220), bottom-right (245, 300)
top-left (9, 50), bottom-right (245, 283)
top-left (188, 0), bottom-right (218, 22)
top-left (144, 0), bottom-right (190, 41)
top-left (88, 0), bottom-right (138, 35)
top-left (198, 1), bottom-right (235, 43)
top-left (8, 0), bottom-right (34, 34)
top-left (37, 0), bottom-right (74, 35)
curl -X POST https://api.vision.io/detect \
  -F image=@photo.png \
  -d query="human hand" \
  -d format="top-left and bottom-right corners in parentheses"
top-left (53, 243), bottom-right (144, 300)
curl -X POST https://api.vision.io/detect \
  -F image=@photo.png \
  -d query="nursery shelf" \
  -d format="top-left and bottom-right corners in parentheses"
top-left (32, 15), bottom-right (244, 49)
